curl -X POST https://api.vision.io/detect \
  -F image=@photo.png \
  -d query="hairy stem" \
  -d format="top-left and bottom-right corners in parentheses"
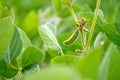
top-left (85, 0), bottom-right (101, 52)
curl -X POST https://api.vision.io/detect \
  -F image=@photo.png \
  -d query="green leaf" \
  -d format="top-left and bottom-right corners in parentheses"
top-left (8, 27), bottom-right (23, 63)
top-left (4, 27), bottom-right (31, 65)
top-left (0, 17), bottom-right (14, 60)
top-left (98, 44), bottom-right (120, 80)
top-left (52, 0), bottom-right (62, 15)
top-left (52, 55), bottom-right (79, 65)
top-left (21, 10), bottom-right (39, 38)
top-left (21, 46), bottom-right (43, 68)
top-left (18, 27), bottom-right (31, 50)
top-left (0, 26), bottom-right (31, 78)
top-left (38, 23), bottom-right (61, 51)
top-left (0, 59), bottom-right (18, 78)
top-left (24, 66), bottom-right (80, 80)
top-left (0, 17), bottom-right (20, 78)
top-left (76, 47), bottom-right (104, 79)
top-left (102, 24), bottom-right (120, 46)
top-left (115, 2), bottom-right (120, 34)
top-left (44, 49), bottom-right (58, 63)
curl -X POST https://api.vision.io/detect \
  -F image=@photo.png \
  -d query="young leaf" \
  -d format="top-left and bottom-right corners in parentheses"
top-left (115, 2), bottom-right (120, 34)
top-left (63, 28), bottom-right (79, 45)
top-left (98, 44), bottom-right (120, 80)
top-left (52, 55), bottom-right (79, 65)
top-left (4, 27), bottom-right (31, 65)
top-left (21, 46), bottom-right (43, 68)
top-left (38, 23), bottom-right (61, 51)
top-left (102, 24), bottom-right (120, 46)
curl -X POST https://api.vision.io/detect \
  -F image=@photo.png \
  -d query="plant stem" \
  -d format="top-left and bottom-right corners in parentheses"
top-left (85, 0), bottom-right (101, 52)
top-left (17, 71), bottom-right (22, 79)
top-left (81, 29), bottom-right (85, 52)
top-left (67, 3), bottom-right (78, 25)
top-left (67, 3), bottom-right (85, 51)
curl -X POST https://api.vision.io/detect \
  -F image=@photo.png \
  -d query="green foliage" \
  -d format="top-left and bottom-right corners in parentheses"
top-left (98, 44), bottom-right (120, 80)
top-left (115, 3), bottom-right (120, 34)
top-left (76, 47), bottom-right (104, 79)
top-left (4, 27), bottom-right (31, 65)
top-left (0, 0), bottom-right (120, 80)
top-left (0, 4), bottom-right (43, 78)
top-left (0, 59), bottom-right (18, 78)
top-left (102, 24), bottom-right (120, 46)
top-left (21, 46), bottom-right (43, 68)
top-left (0, 17), bottom-right (14, 60)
